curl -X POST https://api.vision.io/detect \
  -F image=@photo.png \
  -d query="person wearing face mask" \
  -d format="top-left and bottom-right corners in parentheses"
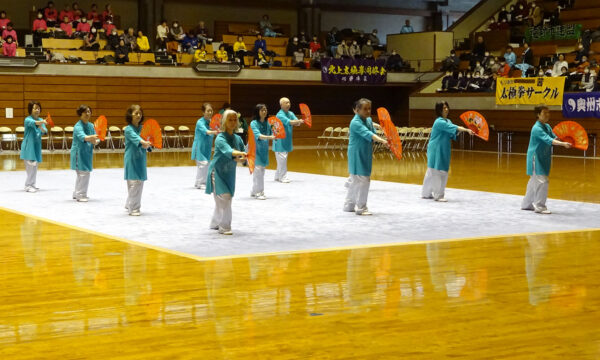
top-left (170, 20), bottom-right (185, 42)
top-left (105, 28), bottom-right (120, 50)
top-left (498, 18), bottom-right (510, 30)
top-left (510, 5), bottom-right (522, 25)
top-left (349, 40), bottom-right (361, 59)
top-left (529, 2), bottom-right (543, 28)
top-left (2, 22), bottom-right (17, 46)
top-left (498, 7), bottom-right (509, 22)
top-left (0, 11), bottom-right (10, 31)
top-left (115, 38), bottom-right (130, 64)
top-left (503, 46), bottom-right (516, 68)
top-left (44, 1), bottom-right (58, 28)
top-left (156, 20), bottom-right (169, 52)
top-left (486, 17), bottom-right (499, 31)
top-left (515, 42), bottom-right (534, 77)
top-left (2, 35), bottom-right (16, 57)
top-left (58, 16), bottom-right (74, 38)
top-left (579, 67), bottom-right (597, 92)
top-left (438, 71), bottom-right (454, 92)
top-left (20, 101), bottom-right (48, 193)
top-left (552, 54), bottom-right (568, 77)
top-left (123, 27), bottom-right (138, 51)
top-left (367, 29), bottom-right (381, 49)
top-left (76, 16), bottom-right (90, 37)
top-left (33, 11), bottom-right (47, 47)
top-left (103, 20), bottom-right (116, 37)
top-left (83, 26), bottom-right (99, 50)
top-left (87, 4), bottom-right (101, 30)
top-left (361, 40), bottom-right (374, 59)
top-left (570, 43), bottom-right (589, 67)
top-left (473, 61), bottom-right (484, 76)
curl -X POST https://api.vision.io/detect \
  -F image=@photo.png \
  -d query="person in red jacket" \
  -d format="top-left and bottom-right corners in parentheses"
top-left (103, 20), bottom-right (115, 36)
top-left (72, 3), bottom-right (83, 23)
top-left (44, 1), bottom-right (58, 27)
top-left (87, 4), bottom-right (101, 29)
top-left (59, 4), bottom-right (74, 24)
top-left (32, 12), bottom-right (47, 47)
top-left (2, 35), bottom-right (16, 57)
top-left (0, 11), bottom-right (10, 31)
top-left (75, 17), bottom-right (90, 37)
top-left (102, 4), bottom-right (114, 24)
top-left (2, 22), bottom-right (17, 46)
top-left (309, 35), bottom-right (321, 55)
top-left (497, 57), bottom-right (511, 77)
top-left (59, 16), bottom-right (73, 38)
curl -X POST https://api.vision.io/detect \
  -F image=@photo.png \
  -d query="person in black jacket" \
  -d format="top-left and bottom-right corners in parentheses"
top-left (115, 38), bottom-right (130, 64)
top-left (470, 35), bottom-right (486, 69)
top-left (515, 41), bottom-right (534, 77)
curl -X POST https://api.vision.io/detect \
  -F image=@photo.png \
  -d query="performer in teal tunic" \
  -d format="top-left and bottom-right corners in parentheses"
top-left (272, 97), bottom-right (304, 182)
top-left (250, 103), bottom-right (276, 200)
top-left (70, 104), bottom-right (100, 202)
top-left (421, 101), bottom-right (473, 202)
top-left (191, 103), bottom-right (219, 189)
top-left (123, 104), bottom-right (152, 216)
top-left (20, 100), bottom-right (48, 193)
top-left (205, 109), bottom-right (247, 235)
top-left (521, 104), bottom-right (571, 214)
top-left (343, 98), bottom-right (387, 215)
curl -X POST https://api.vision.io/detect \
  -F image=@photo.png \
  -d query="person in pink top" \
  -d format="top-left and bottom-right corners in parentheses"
top-left (60, 16), bottom-right (73, 38)
top-left (0, 11), bottom-right (10, 31)
top-left (32, 12), bottom-right (47, 47)
top-left (309, 35), bottom-right (321, 54)
top-left (2, 23), bottom-right (17, 45)
top-left (72, 3), bottom-right (83, 22)
top-left (76, 17), bottom-right (90, 35)
top-left (102, 4), bottom-right (114, 23)
top-left (44, 1), bottom-right (58, 27)
top-left (59, 4), bottom-right (74, 24)
top-left (103, 20), bottom-right (115, 35)
top-left (2, 35), bottom-right (16, 57)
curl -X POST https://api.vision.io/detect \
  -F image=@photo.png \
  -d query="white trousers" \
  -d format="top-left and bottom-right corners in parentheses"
top-left (73, 170), bottom-right (91, 199)
top-left (421, 168), bottom-right (448, 200)
top-left (126, 180), bottom-right (144, 213)
top-left (210, 173), bottom-right (232, 231)
top-left (522, 169), bottom-right (549, 211)
top-left (252, 165), bottom-right (266, 195)
top-left (344, 174), bottom-right (370, 214)
top-left (274, 152), bottom-right (288, 181)
top-left (195, 160), bottom-right (208, 188)
top-left (24, 160), bottom-right (38, 188)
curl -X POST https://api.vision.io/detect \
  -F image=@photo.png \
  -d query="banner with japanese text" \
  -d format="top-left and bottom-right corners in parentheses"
top-left (321, 58), bottom-right (387, 84)
top-left (495, 77), bottom-right (564, 106)
top-left (525, 24), bottom-right (582, 43)
top-left (562, 92), bottom-right (600, 118)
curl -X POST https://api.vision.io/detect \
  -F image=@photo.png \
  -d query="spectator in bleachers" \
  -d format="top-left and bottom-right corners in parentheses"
top-left (503, 46), bottom-right (516, 68)
top-left (509, 5), bottom-right (523, 25)
top-left (260, 14), bottom-right (276, 37)
top-left (75, 16), bottom-right (90, 36)
top-left (59, 16), bottom-right (74, 38)
top-left (488, 57), bottom-right (500, 73)
top-left (570, 43), bottom-right (589, 67)
top-left (473, 60), bottom-right (484, 76)
top-left (156, 20), bottom-right (169, 52)
top-left (286, 36), bottom-right (304, 67)
top-left (59, 4), bottom-right (74, 25)
top-left (72, 3), bottom-right (83, 27)
top-left (298, 31), bottom-right (309, 50)
top-left (115, 38), bottom-right (129, 64)
top-left (44, 1), bottom-right (58, 28)
top-left (386, 50), bottom-right (405, 72)
top-left (0, 11), bottom-right (10, 31)
top-left (440, 49), bottom-right (459, 72)
top-left (253, 33), bottom-right (266, 53)
top-left (254, 47), bottom-right (271, 68)
top-left (215, 43), bottom-right (228, 62)
top-left (122, 27), bottom-right (137, 51)
top-left (170, 20), bottom-right (185, 43)
top-left (136, 30), bottom-right (150, 52)
top-left (471, 35), bottom-right (486, 68)
top-left (552, 54), bottom-right (568, 77)
top-left (361, 39), bottom-right (374, 59)
top-left (486, 17), bottom-right (499, 31)
top-left (193, 44), bottom-right (207, 62)
top-left (558, 0), bottom-right (574, 10)
top-left (326, 27), bottom-right (339, 57)
top-left (349, 40), bottom-right (360, 59)
top-left (193, 21), bottom-right (212, 45)
top-left (102, 4), bottom-right (114, 24)
top-left (497, 57), bottom-right (511, 77)
top-left (103, 20), bottom-right (116, 38)
top-left (400, 19), bottom-right (414, 34)
top-left (2, 22), bottom-right (17, 45)
top-left (438, 71), bottom-right (455, 92)
top-left (578, 67), bottom-right (596, 92)
top-left (2, 35), bottom-right (16, 57)
top-left (498, 18), bottom-right (510, 30)
top-left (33, 12), bottom-right (47, 47)
top-left (498, 6), bottom-right (509, 23)
top-left (481, 51), bottom-right (492, 68)
top-left (82, 27), bottom-right (99, 50)
top-left (367, 29), bottom-right (382, 50)
top-left (309, 35), bottom-right (321, 55)
top-left (233, 35), bottom-right (251, 66)
top-left (336, 40), bottom-right (351, 59)
top-left (182, 30), bottom-right (198, 54)
top-left (88, 4), bottom-right (101, 29)
top-left (528, 2), bottom-right (543, 28)
top-left (515, 41), bottom-right (534, 77)
top-left (105, 28), bottom-right (120, 50)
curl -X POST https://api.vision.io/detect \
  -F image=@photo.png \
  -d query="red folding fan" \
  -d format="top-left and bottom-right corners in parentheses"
top-left (45, 112), bottom-right (55, 128)
top-left (246, 125), bottom-right (256, 174)
top-left (299, 103), bottom-right (312, 128)
top-left (140, 118), bottom-right (163, 149)
top-left (376, 107), bottom-right (402, 160)
top-left (210, 113), bottom-right (222, 131)
top-left (552, 121), bottom-right (588, 151)
top-left (268, 116), bottom-right (286, 139)
top-left (459, 111), bottom-right (489, 141)
top-left (94, 115), bottom-right (108, 141)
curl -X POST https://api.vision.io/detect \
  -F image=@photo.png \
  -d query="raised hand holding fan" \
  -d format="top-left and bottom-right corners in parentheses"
top-left (140, 118), bottom-right (163, 149)
top-left (94, 115), bottom-right (108, 141)
top-left (268, 116), bottom-right (287, 139)
top-left (45, 112), bottom-right (55, 128)
top-left (299, 103), bottom-right (312, 128)
top-left (210, 113), bottom-right (222, 131)
top-left (459, 111), bottom-right (489, 141)
top-left (552, 121), bottom-right (588, 151)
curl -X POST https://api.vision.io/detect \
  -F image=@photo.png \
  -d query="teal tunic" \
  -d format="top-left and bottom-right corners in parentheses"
top-left (124, 124), bottom-right (147, 181)
top-left (272, 109), bottom-right (297, 153)
top-left (250, 119), bottom-right (272, 167)
top-left (20, 116), bottom-right (47, 163)
top-left (526, 121), bottom-right (556, 176)
top-left (70, 120), bottom-right (96, 172)
top-left (205, 132), bottom-right (245, 196)
top-left (426, 117), bottom-right (458, 172)
top-left (191, 117), bottom-right (214, 162)
top-left (347, 114), bottom-right (375, 176)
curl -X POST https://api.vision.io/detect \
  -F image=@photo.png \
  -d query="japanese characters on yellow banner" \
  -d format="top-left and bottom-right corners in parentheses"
top-left (495, 77), bottom-right (565, 106)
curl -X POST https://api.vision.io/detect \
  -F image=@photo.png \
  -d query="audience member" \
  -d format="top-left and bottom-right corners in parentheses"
top-left (182, 30), bottom-right (198, 54)
top-left (105, 28), bottom-right (120, 50)
top-left (497, 57), bottom-right (511, 77)
top-left (215, 43), bottom-right (228, 62)
top-left (440, 49), bottom-right (459, 72)
top-left (115, 38), bottom-right (130, 64)
top-left (361, 40), bottom-right (374, 59)
top-left (59, 4), bottom-right (74, 24)
top-left (336, 39), bottom-right (350, 59)
top-left (136, 30), bottom-right (150, 52)
top-left (44, 1), bottom-right (58, 27)
top-left (123, 27), bottom-right (138, 51)
top-left (260, 14), bottom-right (277, 37)
top-left (156, 20), bottom-right (169, 51)
top-left (552, 54), bottom-right (568, 77)
top-left (0, 11), bottom-right (10, 31)
top-left (102, 4), bottom-right (114, 24)
top-left (400, 19), bottom-right (414, 33)
top-left (349, 40), bottom-right (360, 59)
top-left (194, 44), bottom-right (207, 62)
top-left (233, 35), bottom-right (251, 66)
top-left (2, 35), bottom-right (16, 57)
top-left (33, 12), bottom-right (47, 47)
top-left (2, 22), bottom-right (17, 45)
top-left (82, 27), bottom-right (99, 50)
top-left (515, 42), bottom-right (534, 77)
top-left (326, 27), bottom-right (339, 57)
top-left (87, 3), bottom-right (101, 29)
top-left (194, 21), bottom-right (212, 45)
top-left (503, 46), bottom-right (516, 68)
top-left (75, 16), bottom-right (91, 37)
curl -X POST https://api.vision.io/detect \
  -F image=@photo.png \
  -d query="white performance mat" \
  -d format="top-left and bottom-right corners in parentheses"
top-left (1, 166), bottom-right (599, 257)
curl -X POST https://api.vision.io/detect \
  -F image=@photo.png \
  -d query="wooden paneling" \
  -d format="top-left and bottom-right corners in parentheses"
top-left (0, 75), bottom-right (229, 129)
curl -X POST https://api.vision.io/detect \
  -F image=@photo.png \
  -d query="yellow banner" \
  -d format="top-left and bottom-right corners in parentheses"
top-left (496, 77), bottom-right (565, 106)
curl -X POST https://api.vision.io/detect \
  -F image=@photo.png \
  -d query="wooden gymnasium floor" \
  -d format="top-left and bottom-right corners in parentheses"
top-left (1, 149), bottom-right (600, 359)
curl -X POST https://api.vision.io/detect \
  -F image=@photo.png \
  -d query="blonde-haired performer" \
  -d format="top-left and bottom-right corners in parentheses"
top-left (521, 104), bottom-right (571, 214)
top-left (205, 109), bottom-right (247, 235)
top-left (123, 104), bottom-right (152, 216)
top-left (191, 103), bottom-right (219, 189)
top-left (70, 104), bottom-right (100, 202)
top-left (273, 97), bottom-right (304, 183)
top-left (343, 98), bottom-right (388, 215)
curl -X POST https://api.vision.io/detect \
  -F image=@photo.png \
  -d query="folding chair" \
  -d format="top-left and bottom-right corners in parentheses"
top-left (178, 125), bottom-right (194, 148)
top-left (50, 126), bottom-right (67, 150)
top-left (64, 126), bottom-right (74, 149)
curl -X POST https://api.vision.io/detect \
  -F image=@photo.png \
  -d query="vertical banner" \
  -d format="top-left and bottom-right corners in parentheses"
top-left (321, 58), bottom-right (387, 84)
top-left (495, 77), bottom-right (565, 106)
top-left (562, 92), bottom-right (600, 118)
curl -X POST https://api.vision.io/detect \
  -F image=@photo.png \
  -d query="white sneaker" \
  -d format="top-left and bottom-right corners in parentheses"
top-left (129, 210), bottom-right (141, 216)
top-left (77, 197), bottom-right (89, 202)
top-left (256, 194), bottom-right (266, 200)
top-left (25, 187), bottom-right (37, 193)
top-left (219, 229), bottom-right (233, 235)
top-left (535, 208), bottom-right (552, 214)
top-left (281, 178), bottom-right (291, 183)
top-left (357, 210), bottom-right (373, 216)
top-left (435, 198), bottom-right (448, 202)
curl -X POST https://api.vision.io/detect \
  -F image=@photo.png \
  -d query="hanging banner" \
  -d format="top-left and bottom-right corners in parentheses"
top-left (562, 92), bottom-right (600, 118)
top-left (321, 58), bottom-right (387, 84)
top-left (495, 77), bottom-right (564, 106)
top-left (525, 24), bottom-right (582, 43)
